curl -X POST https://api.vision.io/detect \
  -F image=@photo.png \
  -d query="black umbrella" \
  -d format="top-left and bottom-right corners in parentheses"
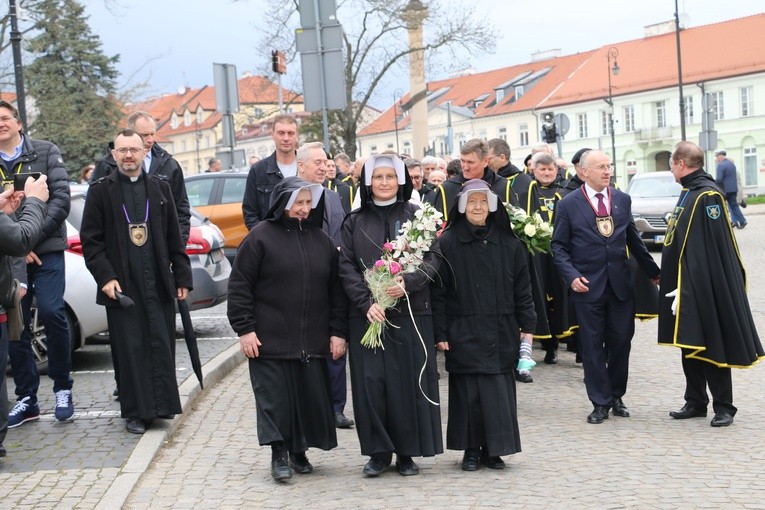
top-left (178, 298), bottom-right (204, 388)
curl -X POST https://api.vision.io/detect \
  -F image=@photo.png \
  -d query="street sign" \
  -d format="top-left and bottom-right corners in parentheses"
top-left (298, 0), bottom-right (338, 28)
top-left (555, 113), bottom-right (570, 137)
top-left (221, 115), bottom-right (235, 149)
top-left (296, 24), bottom-right (346, 111)
top-left (216, 149), bottom-right (246, 170)
top-left (213, 63), bottom-right (240, 114)
top-left (699, 130), bottom-right (717, 152)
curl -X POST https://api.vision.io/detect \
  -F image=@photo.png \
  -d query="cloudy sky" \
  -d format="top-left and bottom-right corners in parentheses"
top-left (82, 0), bottom-right (762, 108)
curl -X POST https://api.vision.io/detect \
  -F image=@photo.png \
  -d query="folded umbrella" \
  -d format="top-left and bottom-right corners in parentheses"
top-left (178, 298), bottom-right (204, 388)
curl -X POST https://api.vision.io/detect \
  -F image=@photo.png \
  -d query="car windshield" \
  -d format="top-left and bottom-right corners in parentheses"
top-left (627, 177), bottom-right (681, 198)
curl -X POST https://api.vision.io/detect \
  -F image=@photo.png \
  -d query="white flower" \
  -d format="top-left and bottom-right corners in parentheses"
top-left (539, 222), bottom-right (552, 235)
top-left (524, 223), bottom-right (538, 237)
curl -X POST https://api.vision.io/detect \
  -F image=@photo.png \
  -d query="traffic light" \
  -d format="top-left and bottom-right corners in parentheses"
top-left (542, 112), bottom-right (557, 143)
top-left (272, 50), bottom-right (286, 75)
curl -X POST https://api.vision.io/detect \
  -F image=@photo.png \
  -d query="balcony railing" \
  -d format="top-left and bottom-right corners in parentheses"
top-left (634, 126), bottom-right (674, 142)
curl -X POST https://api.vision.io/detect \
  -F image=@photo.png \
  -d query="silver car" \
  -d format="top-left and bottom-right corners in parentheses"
top-left (627, 171), bottom-right (682, 246)
top-left (22, 191), bottom-right (230, 374)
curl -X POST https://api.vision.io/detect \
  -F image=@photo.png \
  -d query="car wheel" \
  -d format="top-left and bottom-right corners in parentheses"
top-left (25, 304), bottom-right (79, 376)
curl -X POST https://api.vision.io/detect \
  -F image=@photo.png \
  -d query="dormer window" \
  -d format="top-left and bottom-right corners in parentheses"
top-left (171, 113), bottom-right (178, 129)
top-left (184, 111), bottom-right (192, 127)
top-left (515, 85), bottom-right (525, 99)
top-left (496, 89), bottom-right (505, 102)
top-left (196, 106), bottom-right (203, 124)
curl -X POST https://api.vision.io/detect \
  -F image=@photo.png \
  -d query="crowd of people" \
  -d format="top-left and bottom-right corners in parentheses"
top-left (230, 113), bottom-right (762, 483)
top-left (1, 107), bottom-right (761, 484)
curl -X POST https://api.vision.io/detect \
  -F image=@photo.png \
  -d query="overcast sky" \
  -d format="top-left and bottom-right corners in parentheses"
top-left (82, 0), bottom-right (762, 109)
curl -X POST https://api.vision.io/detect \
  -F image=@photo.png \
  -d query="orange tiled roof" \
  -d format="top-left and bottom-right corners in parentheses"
top-left (238, 75), bottom-right (303, 105)
top-left (360, 13), bottom-right (765, 136)
top-left (0, 91), bottom-right (17, 103)
top-left (156, 111), bottom-right (223, 138)
top-left (540, 13), bottom-right (765, 108)
top-left (125, 87), bottom-right (205, 126)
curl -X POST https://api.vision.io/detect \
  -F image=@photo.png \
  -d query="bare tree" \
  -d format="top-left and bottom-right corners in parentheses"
top-left (249, 0), bottom-right (494, 159)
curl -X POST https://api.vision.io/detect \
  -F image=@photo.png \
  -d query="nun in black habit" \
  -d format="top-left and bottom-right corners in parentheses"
top-left (227, 177), bottom-right (349, 482)
top-left (431, 179), bottom-right (536, 471)
top-left (338, 154), bottom-right (443, 478)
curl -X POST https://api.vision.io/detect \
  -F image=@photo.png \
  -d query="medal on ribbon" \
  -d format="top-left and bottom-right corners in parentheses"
top-left (123, 201), bottom-right (150, 247)
top-left (596, 216), bottom-right (614, 237)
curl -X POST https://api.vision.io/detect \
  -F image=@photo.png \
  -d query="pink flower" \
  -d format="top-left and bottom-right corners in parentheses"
top-left (373, 259), bottom-right (386, 269)
top-left (383, 242), bottom-right (394, 252)
top-left (389, 261), bottom-right (402, 274)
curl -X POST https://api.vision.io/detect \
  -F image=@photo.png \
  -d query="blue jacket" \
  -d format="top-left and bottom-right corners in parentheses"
top-left (551, 187), bottom-right (659, 303)
top-left (715, 158), bottom-right (738, 194)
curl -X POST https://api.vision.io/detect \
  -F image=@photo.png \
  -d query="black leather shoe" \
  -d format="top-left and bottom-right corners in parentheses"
top-left (611, 398), bottom-right (630, 418)
top-left (544, 351), bottom-right (558, 364)
top-left (461, 449), bottom-right (481, 471)
top-left (395, 455), bottom-right (420, 476)
top-left (125, 417), bottom-right (146, 434)
top-left (587, 405), bottom-right (609, 424)
top-left (289, 451), bottom-right (313, 474)
top-left (362, 455), bottom-right (389, 477)
top-left (738, 222), bottom-right (747, 229)
top-left (710, 411), bottom-right (734, 427)
top-left (515, 371), bottom-right (533, 383)
top-left (335, 412), bottom-right (355, 429)
top-left (480, 449), bottom-right (505, 469)
top-left (113, 387), bottom-right (119, 400)
top-left (669, 404), bottom-right (707, 419)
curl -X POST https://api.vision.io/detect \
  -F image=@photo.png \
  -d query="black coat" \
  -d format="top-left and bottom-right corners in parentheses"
top-left (93, 143), bottom-right (190, 242)
top-left (242, 151), bottom-right (284, 230)
top-left (80, 171), bottom-right (193, 307)
top-left (432, 216), bottom-right (536, 374)
top-left (228, 177), bottom-right (348, 359)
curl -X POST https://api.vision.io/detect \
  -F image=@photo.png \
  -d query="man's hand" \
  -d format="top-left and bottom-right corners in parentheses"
top-left (0, 188), bottom-right (23, 214)
top-left (571, 276), bottom-right (590, 293)
top-left (177, 287), bottom-right (188, 300)
top-left (25, 250), bottom-right (42, 265)
top-left (666, 289), bottom-right (678, 316)
top-left (101, 279), bottom-right (122, 300)
top-left (436, 341), bottom-right (450, 351)
top-left (240, 331), bottom-right (262, 358)
top-left (330, 336), bottom-right (346, 360)
top-left (23, 174), bottom-right (49, 203)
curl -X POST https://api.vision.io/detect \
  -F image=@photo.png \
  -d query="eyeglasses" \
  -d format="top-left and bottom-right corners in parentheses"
top-left (114, 147), bottom-right (144, 155)
top-left (588, 164), bottom-right (612, 172)
top-left (0, 115), bottom-right (18, 124)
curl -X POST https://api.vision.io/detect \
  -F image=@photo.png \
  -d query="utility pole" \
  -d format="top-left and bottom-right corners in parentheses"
top-left (9, 0), bottom-right (28, 131)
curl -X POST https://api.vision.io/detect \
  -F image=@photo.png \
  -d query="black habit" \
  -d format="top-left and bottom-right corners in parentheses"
top-left (81, 171), bottom-right (193, 421)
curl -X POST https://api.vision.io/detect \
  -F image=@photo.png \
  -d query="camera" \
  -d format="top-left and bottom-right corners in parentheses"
top-left (13, 172), bottom-right (42, 191)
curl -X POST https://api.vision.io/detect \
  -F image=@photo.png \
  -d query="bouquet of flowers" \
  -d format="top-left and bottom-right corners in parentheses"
top-left (506, 204), bottom-right (553, 255)
top-left (360, 203), bottom-right (442, 349)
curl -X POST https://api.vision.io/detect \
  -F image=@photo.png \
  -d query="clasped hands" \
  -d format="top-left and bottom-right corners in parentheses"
top-left (239, 332), bottom-right (347, 359)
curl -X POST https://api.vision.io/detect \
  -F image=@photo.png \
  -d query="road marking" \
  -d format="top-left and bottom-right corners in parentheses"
top-left (72, 368), bottom-right (189, 375)
top-left (38, 410), bottom-right (122, 420)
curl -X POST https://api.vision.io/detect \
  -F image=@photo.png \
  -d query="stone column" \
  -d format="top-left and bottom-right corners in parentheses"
top-left (401, 0), bottom-right (429, 158)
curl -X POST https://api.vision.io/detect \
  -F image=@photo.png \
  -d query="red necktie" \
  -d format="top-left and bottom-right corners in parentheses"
top-left (595, 193), bottom-right (607, 216)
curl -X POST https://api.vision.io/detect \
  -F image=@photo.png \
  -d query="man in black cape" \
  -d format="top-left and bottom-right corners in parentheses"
top-left (659, 141), bottom-right (763, 427)
top-left (81, 129), bottom-right (193, 435)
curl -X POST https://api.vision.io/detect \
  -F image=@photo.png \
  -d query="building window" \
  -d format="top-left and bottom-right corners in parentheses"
top-left (741, 87), bottom-right (752, 117)
top-left (744, 147), bottom-right (757, 186)
top-left (684, 96), bottom-right (694, 124)
top-left (370, 145), bottom-right (378, 155)
top-left (387, 143), bottom-right (394, 150)
top-left (519, 124), bottom-right (528, 147)
top-left (498, 127), bottom-right (506, 141)
top-left (656, 100), bottom-right (666, 128)
top-left (171, 113), bottom-right (178, 130)
top-left (712, 91), bottom-right (724, 120)
top-left (205, 136), bottom-right (211, 148)
top-left (196, 108), bottom-right (203, 124)
top-left (514, 85), bottom-right (524, 100)
top-left (577, 113), bottom-right (588, 138)
top-left (181, 140), bottom-right (187, 152)
top-left (478, 129), bottom-right (487, 140)
top-left (184, 111), bottom-right (192, 127)
top-left (496, 89), bottom-right (505, 102)
top-left (600, 110), bottom-right (610, 136)
top-left (623, 105), bottom-right (635, 132)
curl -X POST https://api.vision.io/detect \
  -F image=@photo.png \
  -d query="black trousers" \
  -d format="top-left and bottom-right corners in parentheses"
top-left (680, 350), bottom-right (736, 415)
top-left (573, 283), bottom-right (634, 407)
top-left (326, 352), bottom-right (347, 414)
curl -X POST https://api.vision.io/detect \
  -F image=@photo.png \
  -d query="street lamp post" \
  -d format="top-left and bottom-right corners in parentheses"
top-left (674, 0), bottom-right (687, 141)
top-left (605, 47), bottom-right (620, 182)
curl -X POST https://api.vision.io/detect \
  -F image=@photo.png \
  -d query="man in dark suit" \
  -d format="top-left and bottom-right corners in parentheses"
top-left (551, 150), bottom-right (660, 424)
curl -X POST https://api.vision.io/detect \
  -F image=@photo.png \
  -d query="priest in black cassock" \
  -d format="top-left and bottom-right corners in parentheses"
top-left (660, 141), bottom-right (764, 427)
top-left (81, 129), bottom-right (193, 435)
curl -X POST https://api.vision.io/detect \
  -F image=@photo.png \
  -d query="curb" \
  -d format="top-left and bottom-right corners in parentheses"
top-left (95, 342), bottom-right (245, 510)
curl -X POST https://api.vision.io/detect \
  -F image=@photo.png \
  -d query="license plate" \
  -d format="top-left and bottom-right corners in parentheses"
top-left (654, 235), bottom-right (665, 243)
top-left (210, 249), bottom-right (224, 263)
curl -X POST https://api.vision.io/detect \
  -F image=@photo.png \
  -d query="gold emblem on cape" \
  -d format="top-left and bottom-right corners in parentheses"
top-left (129, 223), bottom-right (147, 246)
top-left (596, 216), bottom-right (614, 237)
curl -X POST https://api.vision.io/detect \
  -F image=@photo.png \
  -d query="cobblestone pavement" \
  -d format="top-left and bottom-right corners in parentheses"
top-left (124, 211), bottom-right (765, 509)
top-left (2, 206), bottom-right (765, 509)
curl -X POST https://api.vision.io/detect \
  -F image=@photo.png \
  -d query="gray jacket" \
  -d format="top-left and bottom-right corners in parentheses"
top-left (0, 198), bottom-right (47, 310)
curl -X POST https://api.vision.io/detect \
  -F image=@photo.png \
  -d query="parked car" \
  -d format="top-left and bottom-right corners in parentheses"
top-left (626, 171), bottom-right (682, 246)
top-left (185, 170), bottom-right (249, 260)
top-left (22, 191), bottom-right (230, 374)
